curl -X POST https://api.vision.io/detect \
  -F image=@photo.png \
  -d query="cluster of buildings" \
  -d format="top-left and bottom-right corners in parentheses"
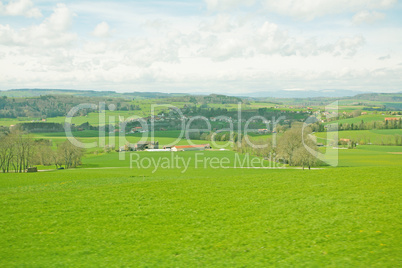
top-left (119, 142), bottom-right (211, 152)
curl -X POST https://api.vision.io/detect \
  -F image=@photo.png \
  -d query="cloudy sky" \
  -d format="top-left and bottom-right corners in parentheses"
top-left (0, 0), bottom-right (401, 94)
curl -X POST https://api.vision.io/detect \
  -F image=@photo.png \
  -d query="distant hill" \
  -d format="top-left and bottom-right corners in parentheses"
top-left (1, 88), bottom-right (401, 104)
top-left (231, 89), bottom-right (371, 98)
top-left (351, 92), bottom-right (402, 102)
top-left (0, 89), bottom-right (188, 99)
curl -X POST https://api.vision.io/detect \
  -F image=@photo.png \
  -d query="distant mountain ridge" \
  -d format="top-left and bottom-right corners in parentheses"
top-left (0, 89), bottom-right (188, 99)
top-left (231, 89), bottom-right (371, 98)
top-left (0, 88), bottom-right (401, 101)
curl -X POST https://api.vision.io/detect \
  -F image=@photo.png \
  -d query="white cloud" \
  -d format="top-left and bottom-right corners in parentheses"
top-left (199, 14), bottom-right (237, 33)
top-left (0, 0), bottom-right (42, 18)
top-left (205, 0), bottom-right (255, 11)
top-left (261, 0), bottom-right (396, 20)
top-left (254, 21), bottom-right (289, 55)
top-left (263, 0), bottom-right (397, 20)
top-left (43, 3), bottom-right (74, 32)
top-left (81, 31), bottom-right (181, 69)
top-left (199, 35), bottom-right (250, 61)
top-left (192, 19), bottom-right (366, 61)
top-left (204, 0), bottom-right (397, 20)
top-left (352, 10), bottom-right (386, 24)
top-left (142, 19), bottom-right (169, 31)
top-left (0, 1), bottom-right (400, 93)
top-left (0, 3), bottom-right (76, 47)
top-left (92, 21), bottom-right (111, 38)
top-left (331, 36), bottom-right (365, 57)
top-left (378, 54), bottom-right (390, 60)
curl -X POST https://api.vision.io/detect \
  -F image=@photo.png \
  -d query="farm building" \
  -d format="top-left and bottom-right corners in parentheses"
top-left (339, 139), bottom-right (352, 146)
top-left (135, 141), bottom-right (159, 151)
top-left (119, 141), bottom-right (159, 152)
top-left (131, 126), bottom-right (143, 133)
top-left (384, 117), bottom-right (398, 121)
top-left (145, 149), bottom-right (171, 152)
top-left (171, 144), bottom-right (211, 152)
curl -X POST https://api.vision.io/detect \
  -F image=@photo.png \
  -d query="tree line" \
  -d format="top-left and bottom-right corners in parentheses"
top-left (324, 118), bottom-right (402, 132)
top-left (0, 130), bottom-right (84, 173)
top-left (0, 95), bottom-right (139, 119)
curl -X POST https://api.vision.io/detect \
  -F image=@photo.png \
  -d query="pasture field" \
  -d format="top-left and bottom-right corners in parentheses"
top-left (0, 100), bottom-right (185, 127)
top-left (31, 129), bottom-right (402, 169)
top-left (315, 129), bottom-right (402, 145)
top-left (320, 145), bottom-right (402, 167)
top-left (82, 146), bottom-right (402, 169)
top-left (0, 112), bottom-right (137, 127)
top-left (0, 157), bottom-right (400, 266)
top-left (1, 129), bottom-right (401, 266)
top-left (36, 130), bottom-right (186, 139)
top-left (337, 98), bottom-right (402, 110)
top-left (32, 131), bottom-right (227, 154)
top-left (46, 108), bottom-right (163, 126)
top-left (324, 114), bottom-right (400, 126)
top-left (0, 117), bottom-right (38, 126)
top-left (35, 130), bottom-right (188, 137)
top-left (79, 151), bottom-right (277, 170)
top-left (246, 102), bottom-right (278, 109)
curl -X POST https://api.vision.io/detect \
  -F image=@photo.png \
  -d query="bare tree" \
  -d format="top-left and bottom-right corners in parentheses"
top-left (50, 150), bottom-right (63, 169)
top-left (0, 130), bottom-right (34, 173)
top-left (57, 141), bottom-right (84, 169)
top-left (33, 139), bottom-right (54, 166)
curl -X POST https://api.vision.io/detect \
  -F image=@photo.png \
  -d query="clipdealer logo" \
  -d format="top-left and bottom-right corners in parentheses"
top-left (63, 101), bottom-right (339, 171)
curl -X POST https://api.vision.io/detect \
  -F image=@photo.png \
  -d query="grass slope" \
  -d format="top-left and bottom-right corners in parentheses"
top-left (316, 129), bottom-right (402, 145)
top-left (324, 114), bottom-right (401, 126)
top-left (0, 166), bottom-right (400, 267)
top-left (322, 145), bottom-right (402, 167)
top-left (32, 131), bottom-right (225, 154)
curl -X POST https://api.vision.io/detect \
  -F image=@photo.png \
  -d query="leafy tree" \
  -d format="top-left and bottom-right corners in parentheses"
top-left (292, 139), bottom-right (318, 170)
top-left (277, 125), bottom-right (318, 168)
top-left (277, 127), bottom-right (302, 166)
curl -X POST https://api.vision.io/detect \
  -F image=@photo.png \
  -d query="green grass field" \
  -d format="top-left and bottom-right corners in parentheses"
top-left (316, 129), bottom-right (402, 145)
top-left (31, 131), bottom-right (227, 155)
top-left (321, 145), bottom-right (402, 167)
top-left (324, 114), bottom-right (400, 126)
top-left (1, 129), bottom-right (401, 266)
top-left (0, 117), bottom-right (39, 126)
top-left (0, 100), bottom-right (185, 127)
top-left (1, 161), bottom-right (400, 266)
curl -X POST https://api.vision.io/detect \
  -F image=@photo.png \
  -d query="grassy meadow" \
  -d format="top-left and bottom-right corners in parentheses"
top-left (1, 133), bottom-right (402, 266)
top-left (31, 130), bottom-right (228, 155)
top-left (0, 100), bottom-right (184, 127)
top-left (324, 114), bottom-right (401, 126)
top-left (315, 129), bottom-right (402, 145)
top-left (1, 161), bottom-right (401, 266)
top-left (1, 120), bottom-right (402, 266)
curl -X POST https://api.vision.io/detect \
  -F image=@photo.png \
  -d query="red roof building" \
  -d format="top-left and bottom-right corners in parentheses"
top-left (171, 144), bottom-right (210, 151)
